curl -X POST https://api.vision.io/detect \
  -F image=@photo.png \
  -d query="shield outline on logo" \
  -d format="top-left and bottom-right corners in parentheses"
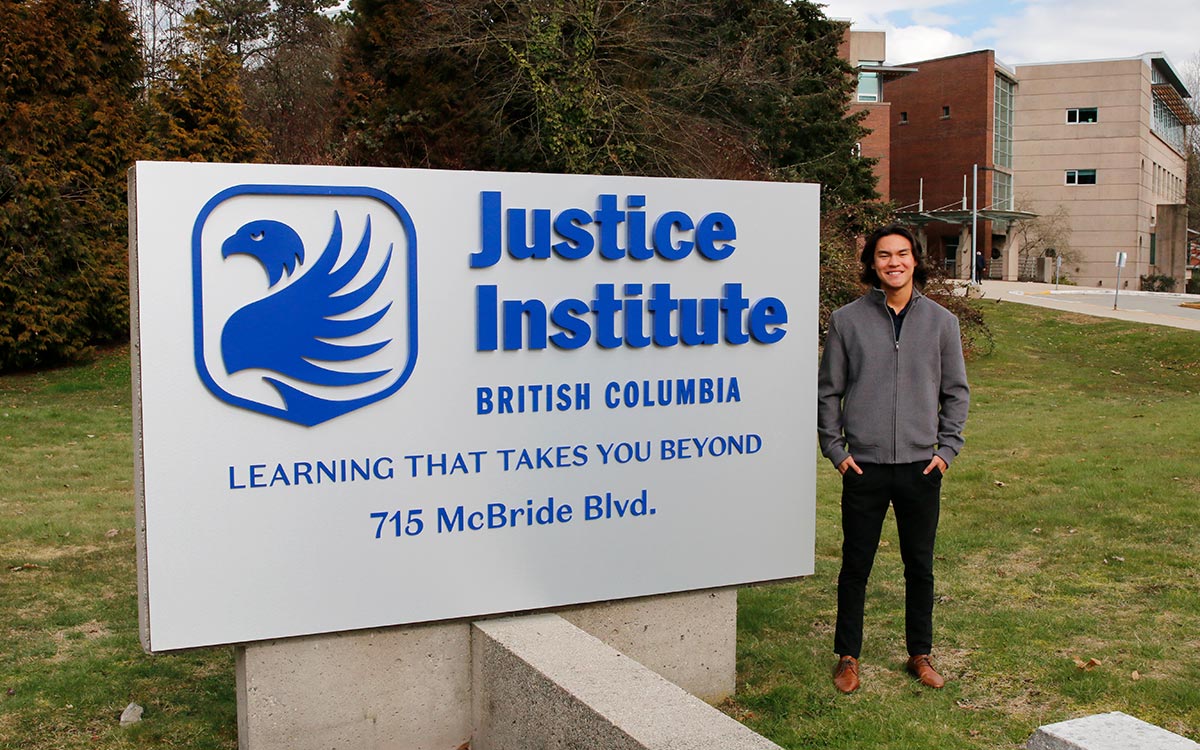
top-left (192, 184), bottom-right (419, 426)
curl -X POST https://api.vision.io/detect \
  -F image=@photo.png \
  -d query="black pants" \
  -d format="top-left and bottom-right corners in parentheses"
top-left (834, 461), bottom-right (941, 659)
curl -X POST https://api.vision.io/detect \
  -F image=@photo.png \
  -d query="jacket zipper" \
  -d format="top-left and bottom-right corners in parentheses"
top-left (884, 293), bottom-right (920, 463)
top-left (887, 303), bottom-right (899, 463)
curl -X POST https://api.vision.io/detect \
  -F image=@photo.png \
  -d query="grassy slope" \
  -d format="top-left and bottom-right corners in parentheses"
top-left (0, 351), bottom-right (235, 749)
top-left (1, 301), bottom-right (1196, 748)
top-left (735, 301), bottom-right (1200, 748)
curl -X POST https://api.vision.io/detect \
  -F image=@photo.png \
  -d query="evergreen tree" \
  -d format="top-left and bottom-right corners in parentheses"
top-left (683, 0), bottom-right (880, 208)
top-left (242, 0), bottom-right (344, 164)
top-left (138, 0), bottom-right (338, 164)
top-left (335, 0), bottom-right (877, 207)
top-left (336, 0), bottom-right (492, 169)
top-left (145, 0), bottom-right (268, 162)
top-left (188, 0), bottom-right (271, 61)
top-left (148, 44), bottom-right (268, 162)
top-left (0, 0), bottom-right (142, 370)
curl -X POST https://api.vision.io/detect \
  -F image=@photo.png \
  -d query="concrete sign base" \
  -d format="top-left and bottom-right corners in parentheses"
top-left (473, 612), bottom-right (780, 750)
top-left (236, 588), bottom-right (737, 750)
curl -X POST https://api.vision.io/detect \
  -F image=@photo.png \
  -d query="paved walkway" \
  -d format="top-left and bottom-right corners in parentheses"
top-left (977, 280), bottom-right (1200, 332)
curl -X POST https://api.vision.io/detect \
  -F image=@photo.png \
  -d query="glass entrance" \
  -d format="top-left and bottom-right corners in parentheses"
top-left (943, 238), bottom-right (959, 275)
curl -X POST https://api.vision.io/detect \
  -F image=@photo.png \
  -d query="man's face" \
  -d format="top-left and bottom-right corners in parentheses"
top-left (873, 234), bottom-right (916, 293)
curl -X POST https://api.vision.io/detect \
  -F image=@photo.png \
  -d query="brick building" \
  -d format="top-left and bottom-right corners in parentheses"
top-left (883, 50), bottom-right (1028, 281)
top-left (838, 28), bottom-right (915, 203)
top-left (856, 41), bottom-right (1195, 287)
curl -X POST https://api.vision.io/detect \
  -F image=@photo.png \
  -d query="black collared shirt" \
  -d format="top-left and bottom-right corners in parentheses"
top-left (889, 298), bottom-right (912, 341)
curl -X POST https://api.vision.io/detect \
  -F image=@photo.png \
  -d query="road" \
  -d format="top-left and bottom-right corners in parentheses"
top-left (977, 280), bottom-right (1200, 332)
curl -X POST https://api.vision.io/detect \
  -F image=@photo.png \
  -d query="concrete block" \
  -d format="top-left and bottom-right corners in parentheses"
top-left (1027, 712), bottom-right (1199, 750)
top-left (235, 622), bottom-right (471, 750)
top-left (472, 613), bottom-right (781, 750)
top-left (235, 588), bottom-right (739, 748)
top-left (558, 587), bottom-right (737, 703)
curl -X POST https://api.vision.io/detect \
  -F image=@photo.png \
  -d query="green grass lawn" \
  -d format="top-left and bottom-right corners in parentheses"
top-left (1, 301), bottom-right (1197, 749)
top-left (0, 350), bottom-right (235, 749)
top-left (734, 301), bottom-right (1200, 748)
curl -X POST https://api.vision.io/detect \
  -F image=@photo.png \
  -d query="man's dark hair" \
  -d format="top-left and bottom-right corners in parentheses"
top-left (859, 223), bottom-right (929, 287)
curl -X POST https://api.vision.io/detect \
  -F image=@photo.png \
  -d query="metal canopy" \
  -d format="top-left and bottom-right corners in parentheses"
top-left (896, 208), bottom-right (1039, 227)
top-left (858, 64), bottom-right (919, 80)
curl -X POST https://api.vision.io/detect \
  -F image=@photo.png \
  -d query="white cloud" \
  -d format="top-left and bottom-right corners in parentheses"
top-left (821, 0), bottom-right (978, 63)
top-left (886, 25), bottom-right (974, 65)
top-left (822, 0), bottom-right (1200, 76)
top-left (819, 0), bottom-right (963, 30)
top-left (978, 0), bottom-right (1200, 69)
top-left (910, 9), bottom-right (958, 27)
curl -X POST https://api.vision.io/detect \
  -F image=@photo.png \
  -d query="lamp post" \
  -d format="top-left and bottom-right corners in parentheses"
top-left (971, 164), bottom-right (999, 285)
top-left (972, 164), bottom-right (978, 284)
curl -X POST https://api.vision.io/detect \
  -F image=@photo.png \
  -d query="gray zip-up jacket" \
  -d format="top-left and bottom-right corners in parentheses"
top-left (817, 287), bottom-right (969, 468)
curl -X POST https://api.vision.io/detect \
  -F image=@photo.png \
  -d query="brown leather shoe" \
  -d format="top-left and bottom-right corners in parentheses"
top-left (906, 654), bottom-right (945, 688)
top-left (833, 655), bottom-right (860, 693)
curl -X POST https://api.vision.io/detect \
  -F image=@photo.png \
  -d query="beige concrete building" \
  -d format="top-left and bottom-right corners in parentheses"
top-left (1012, 53), bottom-right (1196, 288)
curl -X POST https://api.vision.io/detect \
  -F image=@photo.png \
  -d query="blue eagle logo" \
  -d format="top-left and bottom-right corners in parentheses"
top-left (193, 186), bottom-right (417, 426)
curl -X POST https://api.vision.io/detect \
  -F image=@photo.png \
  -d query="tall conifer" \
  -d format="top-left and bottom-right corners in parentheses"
top-left (335, 0), bottom-right (877, 206)
top-left (145, 0), bottom-right (269, 163)
top-left (0, 0), bottom-right (142, 369)
top-left (148, 45), bottom-right (269, 162)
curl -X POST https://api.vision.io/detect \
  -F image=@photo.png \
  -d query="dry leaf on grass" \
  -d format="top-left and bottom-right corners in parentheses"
top-left (1072, 656), bottom-right (1102, 670)
top-left (1131, 670), bottom-right (1141, 681)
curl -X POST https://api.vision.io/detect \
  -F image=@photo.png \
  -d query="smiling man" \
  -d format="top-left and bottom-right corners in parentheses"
top-left (817, 224), bottom-right (970, 693)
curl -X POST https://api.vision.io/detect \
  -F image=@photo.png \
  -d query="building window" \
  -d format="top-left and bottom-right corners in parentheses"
top-left (941, 105), bottom-right (951, 118)
top-left (1066, 107), bottom-right (1098, 124)
top-left (1150, 233), bottom-right (1157, 265)
top-left (899, 111), bottom-right (908, 124)
top-left (992, 170), bottom-right (1013, 210)
top-left (994, 75), bottom-right (1015, 169)
top-left (1065, 169), bottom-right (1097, 185)
top-left (856, 69), bottom-right (880, 102)
top-left (1152, 94), bottom-right (1185, 152)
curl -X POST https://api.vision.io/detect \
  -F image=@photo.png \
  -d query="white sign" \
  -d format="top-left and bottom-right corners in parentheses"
top-left (130, 162), bottom-right (819, 651)
top-left (1116, 251), bottom-right (1128, 268)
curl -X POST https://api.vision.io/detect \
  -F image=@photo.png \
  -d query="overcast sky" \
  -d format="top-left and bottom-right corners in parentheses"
top-left (821, 0), bottom-right (1200, 81)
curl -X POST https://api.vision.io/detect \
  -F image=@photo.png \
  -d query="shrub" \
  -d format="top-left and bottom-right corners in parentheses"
top-left (1139, 274), bottom-right (1177, 292)
top-left (818, 209), bottom-right (993, 359)
top-left (923, 276), bottom-right (994, 359)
